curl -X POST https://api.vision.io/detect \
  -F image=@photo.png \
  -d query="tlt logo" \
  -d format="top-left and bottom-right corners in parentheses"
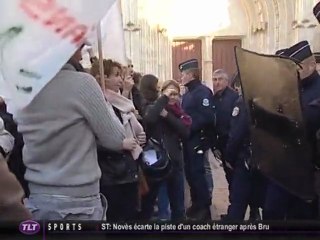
top-left (19, 220), bottom-right (41, 235)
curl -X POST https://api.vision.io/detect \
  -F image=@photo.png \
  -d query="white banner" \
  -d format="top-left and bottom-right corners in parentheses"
top-left (101, 0), bottom-right (127, 65)
top-left (0, 0), bottom-right (116, 110)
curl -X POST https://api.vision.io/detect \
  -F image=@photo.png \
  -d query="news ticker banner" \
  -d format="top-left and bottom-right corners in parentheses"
top-left (6, 220), bottom-right (320, 236)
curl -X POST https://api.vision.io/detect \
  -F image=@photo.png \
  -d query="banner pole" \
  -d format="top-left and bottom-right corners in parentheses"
top-left (97, 22), bottom-right (105, 92)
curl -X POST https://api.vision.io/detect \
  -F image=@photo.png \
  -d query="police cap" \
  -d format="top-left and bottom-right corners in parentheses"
top-left (179, 59), bottom-right (199, 72)
top-left (283, 41), bottom-right (312, 63)
top-left (313, 1), bottom-right (320, 23)
top-left (275, 48), bottom-right (287, 55)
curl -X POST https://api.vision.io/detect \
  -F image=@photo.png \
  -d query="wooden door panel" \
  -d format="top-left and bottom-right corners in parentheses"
top-left (172, 40), bottom-right (202, 81)
top-left (212, 39), bottom-right (241, 78)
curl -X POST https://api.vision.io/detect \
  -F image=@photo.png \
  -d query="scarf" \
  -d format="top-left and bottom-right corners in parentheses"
top-left (166, 102), bottom-right (192, 127)
top-left (104, 89), bottom-right (144, 160)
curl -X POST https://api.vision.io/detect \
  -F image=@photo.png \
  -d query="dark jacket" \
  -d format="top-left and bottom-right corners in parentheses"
top-left (0, 158), bottom-right (31, 221)
top-left (224, 97), bottom-right (251, 166)
top-left (0, 105), bottom-right (28, 196)
top-left (182, 79), bottom-right (216, 152)
top-left (98, 107), bottom-right (138, 186)
top-left (131, 85), bottom-right (144, 117)
top-left (143, 95), bottom-right (190, 169)
top-left (213, 86), bottom-right (240, 153)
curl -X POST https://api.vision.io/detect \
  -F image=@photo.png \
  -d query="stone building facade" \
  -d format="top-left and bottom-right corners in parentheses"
top-left (121, 0), bottom-right (320, 84)
top-left (121, 0), bottom-right (172, 81)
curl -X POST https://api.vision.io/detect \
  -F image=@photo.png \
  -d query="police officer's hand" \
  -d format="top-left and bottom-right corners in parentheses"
top-left (160, 109), bottom-right (168, 117)
top-left (122, 138), bottom-right (138, 151)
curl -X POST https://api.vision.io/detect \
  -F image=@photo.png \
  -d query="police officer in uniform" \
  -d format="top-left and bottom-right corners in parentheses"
top-left (211, 69), bottom-right (239, 191)
top-left (212, 69), bottom-right (262, 220)
top-left (179, 59), bottom-right (216, 220)
top-left (264, 41), bottom-right (320, 220)
top-left (223, 95), bottom-right (257, 220)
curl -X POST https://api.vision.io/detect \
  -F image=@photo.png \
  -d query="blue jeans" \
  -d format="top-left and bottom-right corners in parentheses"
top-left (157, 183), bottom-right (171, 220)
top-left (141, 167), bottom-right (185, 221)
top-left (24, 193), bottom-right (107, 221)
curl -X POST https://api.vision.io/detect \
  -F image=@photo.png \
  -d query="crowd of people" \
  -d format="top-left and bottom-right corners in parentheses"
top-left (1, 1), bottom-right (320, 224)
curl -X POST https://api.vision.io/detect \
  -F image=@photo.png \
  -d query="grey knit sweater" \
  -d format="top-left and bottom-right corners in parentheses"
top-left (15, 64), bottom-right (125, 197)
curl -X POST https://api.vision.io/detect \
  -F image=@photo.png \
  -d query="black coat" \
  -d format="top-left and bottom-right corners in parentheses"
top-left (0, 107), bottom-right (28, 196)
top-left (213, 87), bottom-right (240, 152)
top-left (97, 106), bottom-right (138, 186)
top-left (98, 147), bottom-right (138, 186)
top-left (131, 86), bottom-right (143, 117)
top-left (143, 96), bottom-right (190, 169)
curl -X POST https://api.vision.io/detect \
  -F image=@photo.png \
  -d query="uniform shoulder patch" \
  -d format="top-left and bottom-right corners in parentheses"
top-left (232, 106), bottom-right (240, 116)
top-left (202, 98), bottom-right (210, 107)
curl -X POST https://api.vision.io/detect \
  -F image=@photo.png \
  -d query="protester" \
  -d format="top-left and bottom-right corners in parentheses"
top-left (121, 66), bottom-right (144, 119)
top-left (139, 76), bottom-right (191, 221)
top-left (91, 59), bottom-right (146, 221)
top-left (67, 44), bottom-right (87, 72)
top-left (15, 46), bottom-right (126, 221)
top-left (0, 116), bottom-right (30, 221)
top-left (157, 80), bottom-right (193, 221)
top-left (131, 72), bottom-right (144, 118)
top-left (0, 98), bottom-right (28, 196)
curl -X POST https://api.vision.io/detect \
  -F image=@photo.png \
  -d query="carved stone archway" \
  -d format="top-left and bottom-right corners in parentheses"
top-left (240, 0), bottom-right (319, 53)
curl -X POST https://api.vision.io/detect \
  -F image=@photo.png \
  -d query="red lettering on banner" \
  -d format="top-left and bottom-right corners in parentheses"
top-left (20, 0), bottom-right (39, 20)
top-left (62, 25), bottom-right (88, 46)
top-left (35, 0), bottom-right (55, 12)
top-left (44, 8), bottom-right (76, 34)
top-left (19, 0), bottom-right (89, 45)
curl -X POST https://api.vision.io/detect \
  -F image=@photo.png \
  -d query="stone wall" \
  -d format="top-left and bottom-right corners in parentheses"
top-left (121, 0), bottom-right (173, 80)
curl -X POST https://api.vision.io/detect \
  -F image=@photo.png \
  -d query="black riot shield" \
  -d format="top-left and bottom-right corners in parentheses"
top-left (235, 47), bottom-right (315, 201)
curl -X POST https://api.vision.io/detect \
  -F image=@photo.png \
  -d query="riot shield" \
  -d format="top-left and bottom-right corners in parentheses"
top-left (235, 47), bottom-right (315, 201)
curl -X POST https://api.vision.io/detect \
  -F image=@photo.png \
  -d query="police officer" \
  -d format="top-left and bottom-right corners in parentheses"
top-left (213, 69), bottom-right (262, 220)
top-left (179, 59), bottom-right (216, 220)
top-left (229, 73), bottom-right (267, 220)
top-left (223, 96), bottom-right (256, 220)
top-left (211, 69), bottom-right (239, 193)
top-left (264, 41), bottom-right (320, 220)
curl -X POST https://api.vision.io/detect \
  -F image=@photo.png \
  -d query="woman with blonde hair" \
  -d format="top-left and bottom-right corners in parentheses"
top-left (139, 77), bottom-right (191, 220)
top-left (91, 59), bottom-right (146, 221)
